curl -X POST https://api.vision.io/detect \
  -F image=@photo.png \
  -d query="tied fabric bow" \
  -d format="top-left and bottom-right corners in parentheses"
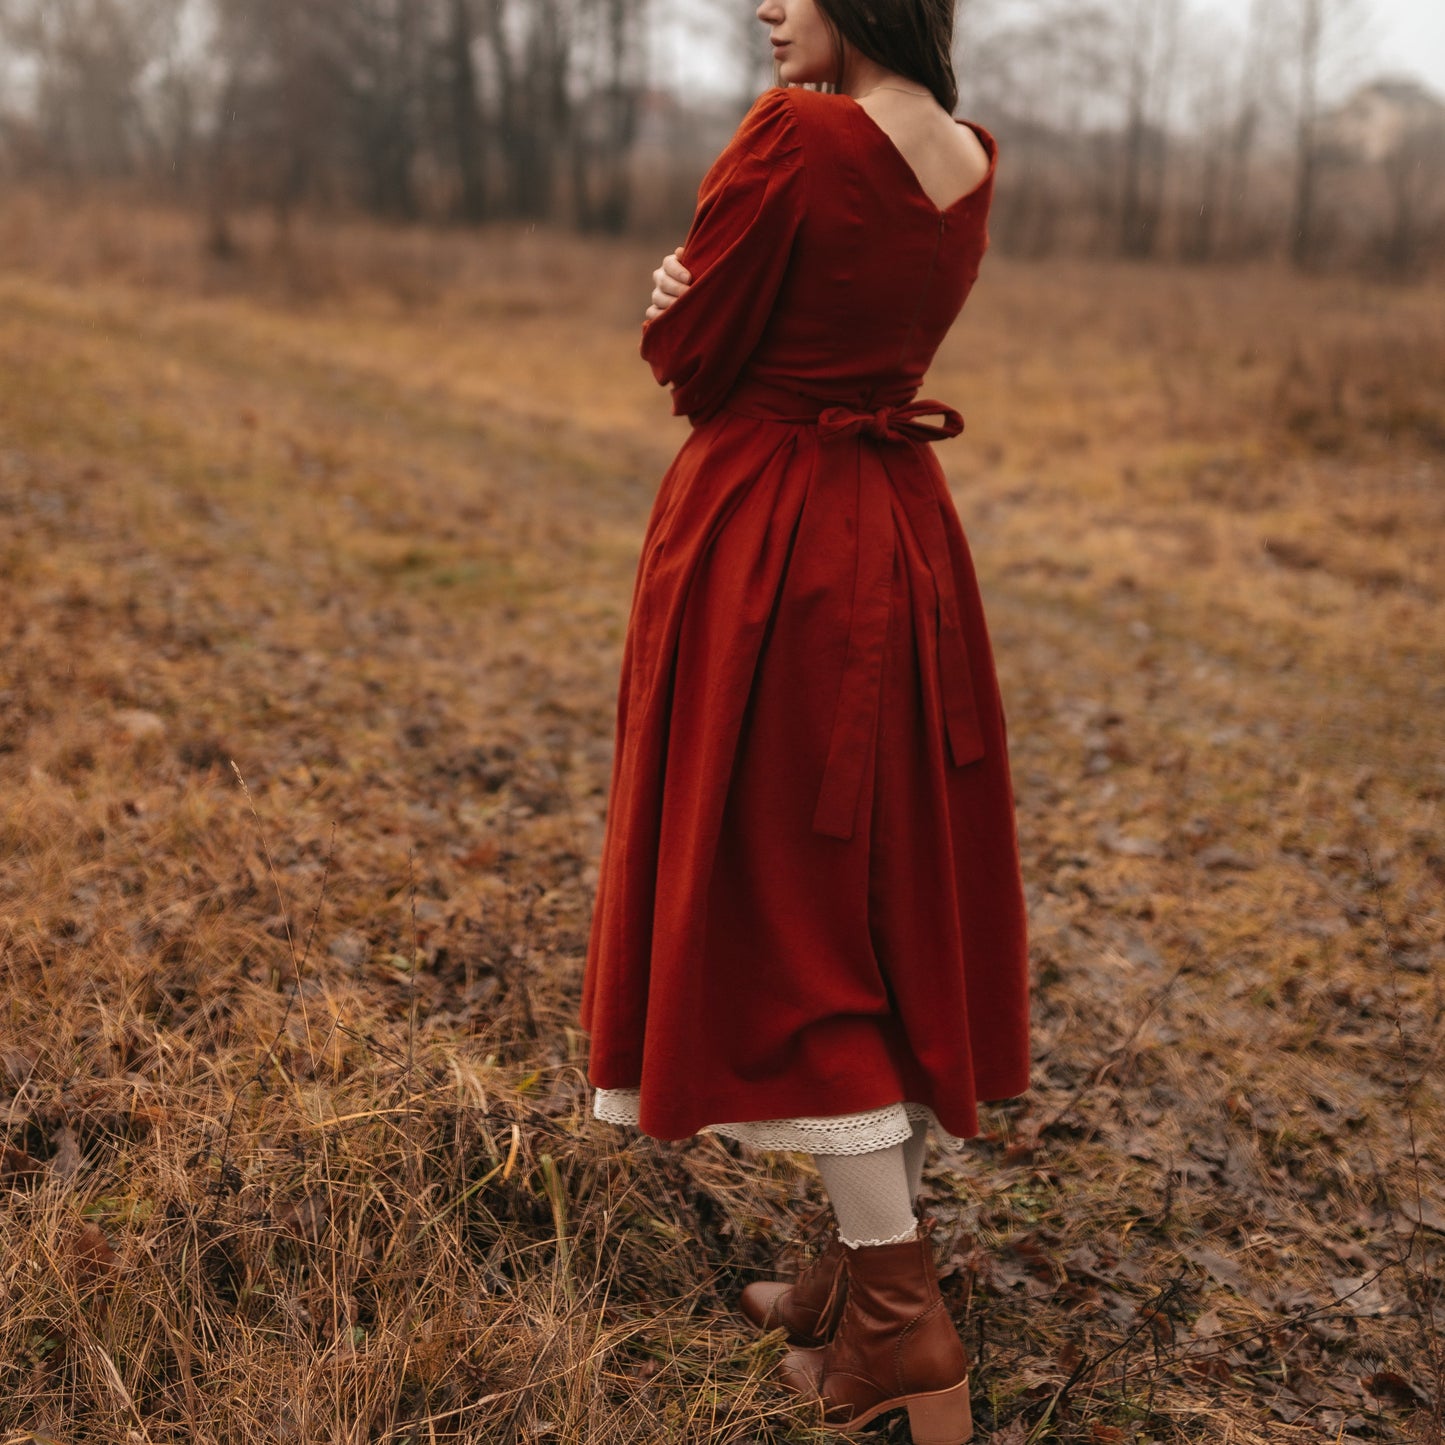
top-left (816, 398), bottom-right (967, 447)
top-left (807, 396), bottom-right (986, 840)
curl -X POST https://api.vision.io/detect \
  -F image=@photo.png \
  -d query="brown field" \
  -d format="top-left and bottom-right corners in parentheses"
top-left (1, 191), bottom-right (1442, 1444)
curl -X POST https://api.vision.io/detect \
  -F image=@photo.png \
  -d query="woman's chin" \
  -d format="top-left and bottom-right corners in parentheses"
top-left (775, 60), bottom-right (824, 87)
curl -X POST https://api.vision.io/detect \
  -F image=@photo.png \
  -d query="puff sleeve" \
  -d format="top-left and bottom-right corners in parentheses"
top-left (639, 86), bottom-right (805, 424)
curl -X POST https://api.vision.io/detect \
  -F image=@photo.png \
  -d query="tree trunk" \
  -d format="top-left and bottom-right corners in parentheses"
top-left (593, 0), bottom-right (641, 234)
top-left (1222, 0), bottom-right (1270, 255)
top-left (1290, 0), bottom-right (1321, 268)
top-left (204, 59), bottom-right (242, 260)
top-left (481, 0), bottom-right (517, 215)
top-left (1118, 0), bottom-right (1154, 257)
top-left (448, 0), bottom-right (488, 222)
top-left (1185, 145), bottom-right (1222, 261)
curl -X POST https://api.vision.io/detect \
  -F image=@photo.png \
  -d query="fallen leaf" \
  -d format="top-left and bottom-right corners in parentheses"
top-left (1117, 1130), bottom-right (1157, 1160)
top-left (49, 1125), bottom-right (81, 1182)
top-left (128, 1104), bottom-right (169, 1134)
top-left (2, 1144), bottom-right (43, 1185)
top-left (458, 840), bottom-right (501, 869)
top-left (1267, 1389), bottom-right (1316, 1424)
top-left (328, 930), bottom-right (369, 968)
top-left (1100, 827), bottom-right (1165, 858)
top-left (112, 708), bottom-right (166, 741)
top-left (1361, 1370), bottom-right (1430, 1408)
top-left (989, 1258), bottom-right (1055, 1298)
top-left (990, 1421), bottom-right (1029, 1445)
top-left (1197, 846), bottom-right (1255, 870)
top-left (1184, 1245), bottom-right (1251, 1296)
top-left (275, 1192), bottom-right (330, 1240)
top-left (1398, 1195), bottom-right (1445, 1234)
top-left (73, 1221), bottom-right (120, 1284)
top-left (1330, 1273), bottom-right (1391, 1317)
top-left (1, 1047), bottom-right (37, 1085)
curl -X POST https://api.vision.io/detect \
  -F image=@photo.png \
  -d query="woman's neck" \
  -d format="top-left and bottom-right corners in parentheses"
top-left (839, 54), bottom-right (914, 100)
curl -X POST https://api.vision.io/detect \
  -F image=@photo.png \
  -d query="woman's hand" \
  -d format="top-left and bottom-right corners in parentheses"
top-left (645, 247), bottom-right (692, 320)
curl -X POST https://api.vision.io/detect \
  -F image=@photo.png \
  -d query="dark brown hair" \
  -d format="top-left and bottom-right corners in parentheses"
top-left (807, 0), bottom-right (959, 115)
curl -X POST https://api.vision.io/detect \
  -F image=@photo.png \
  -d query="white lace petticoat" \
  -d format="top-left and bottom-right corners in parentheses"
top-left (591, 1087), bottom-right (970, 1154)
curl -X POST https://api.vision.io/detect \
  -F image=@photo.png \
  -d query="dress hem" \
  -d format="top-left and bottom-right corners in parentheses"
top-left (591, 1086), bottom-right (972, 1153)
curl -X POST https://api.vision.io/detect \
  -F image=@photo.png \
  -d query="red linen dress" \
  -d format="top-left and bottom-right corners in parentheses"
top-left (579, 83), bottom-right (1031, 1146)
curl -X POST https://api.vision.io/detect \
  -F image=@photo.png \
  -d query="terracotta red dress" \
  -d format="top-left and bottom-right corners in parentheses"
top-left (579, 83), bottom-right (1031, 1147)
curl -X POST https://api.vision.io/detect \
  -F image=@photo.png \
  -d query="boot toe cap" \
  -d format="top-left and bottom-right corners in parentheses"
top-left (739, 1280), bottom-right (790, 1330)
top-left (775, 1345), bottom-right (826, 1398)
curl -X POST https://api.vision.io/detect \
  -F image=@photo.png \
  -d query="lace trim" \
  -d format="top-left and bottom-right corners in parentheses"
top-left (839, 1222), bottom-right (921, 1248)
top-left (590, 1087), bottom-right (969, 1153)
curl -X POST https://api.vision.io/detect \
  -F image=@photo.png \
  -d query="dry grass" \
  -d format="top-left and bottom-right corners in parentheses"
top-left (0, 190), bottom-right (1441, 1444)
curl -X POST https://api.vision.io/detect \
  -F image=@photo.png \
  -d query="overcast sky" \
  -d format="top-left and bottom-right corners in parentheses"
top-left (658, 0), bottom-right (1445, 105)
top-left (1210, 0), bottom-right (1445, 92)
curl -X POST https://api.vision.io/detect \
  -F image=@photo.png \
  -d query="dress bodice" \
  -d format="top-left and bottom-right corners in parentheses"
top-left (640, 84), bottom-right (997, 424)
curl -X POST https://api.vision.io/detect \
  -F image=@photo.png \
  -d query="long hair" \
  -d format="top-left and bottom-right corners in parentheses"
top-left (773, 0), bottom-right (959, 115)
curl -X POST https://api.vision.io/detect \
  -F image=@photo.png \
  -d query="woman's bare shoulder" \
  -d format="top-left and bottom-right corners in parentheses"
top-left (948, 119), bottom-right (993, 195)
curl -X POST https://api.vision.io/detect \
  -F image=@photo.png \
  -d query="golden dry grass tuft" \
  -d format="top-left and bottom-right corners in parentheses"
top-left (0, 193), bottom-right (1442, 1444)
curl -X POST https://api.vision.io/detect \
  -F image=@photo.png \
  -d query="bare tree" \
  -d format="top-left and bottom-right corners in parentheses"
top-left (1117, 0), bottom-right (1182, 258)
top-left (480, 0), bottom-right (572, 219)
top-left (446, 0), bottom-right (488, 221)
top-left (1286, 0), bottom-right (1370, 267)
top-left (0, 0), bottom-right (188, 178)
top-left (688, 0), bottom-right (771, 113)
top-left (1221, 0), bottom-right (1285, 257)
top-left (204, 0), bottom-right (351, 250)
top-left (340, 0), bottom-right (428, 218)
top-left (966, 1), bottom-right (1120, 257)
top-left (1177, 10), bottom-right (1237, 263)
top-left (1290, 0), bottom-right (1323, 265)
top-left (570, 0), bottom-right (648, 233)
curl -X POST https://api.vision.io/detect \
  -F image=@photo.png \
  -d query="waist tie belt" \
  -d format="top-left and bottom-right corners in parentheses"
top-left (720, 378), bottom-right (987, 842)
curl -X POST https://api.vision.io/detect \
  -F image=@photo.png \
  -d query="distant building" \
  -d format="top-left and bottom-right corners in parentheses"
top-left (1319, 76), bottom-right (1445, 164)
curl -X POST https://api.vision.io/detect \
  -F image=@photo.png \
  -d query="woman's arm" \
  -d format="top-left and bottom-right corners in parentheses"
top-left (637, 87), bottom-right (804, 424)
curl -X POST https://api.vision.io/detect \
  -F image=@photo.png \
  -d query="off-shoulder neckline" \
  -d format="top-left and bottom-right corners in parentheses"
top-left (836, 91), bottom-right (996, 217)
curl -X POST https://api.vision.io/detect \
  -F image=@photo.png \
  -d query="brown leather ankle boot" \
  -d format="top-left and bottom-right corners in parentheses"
top-left (776, 1224), bottom-right (972, 1443)
top-left (739, 1230), bottom-right (846, 1347)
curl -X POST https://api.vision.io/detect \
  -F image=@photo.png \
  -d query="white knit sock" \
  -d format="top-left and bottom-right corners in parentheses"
top-left (813, 1143), bottom-right (918, 1248)
top-left (902, 1112), bottom-right (930, 1202)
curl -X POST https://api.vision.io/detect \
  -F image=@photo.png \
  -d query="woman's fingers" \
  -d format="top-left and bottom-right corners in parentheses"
top-left (647, 249), bottom-right (693, 318)
top-left (651, 262), bottom-right (689, 302)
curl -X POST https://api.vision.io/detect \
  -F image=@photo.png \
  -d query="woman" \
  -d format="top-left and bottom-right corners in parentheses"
top-left (578, 0), bottom-right (1030, 1438)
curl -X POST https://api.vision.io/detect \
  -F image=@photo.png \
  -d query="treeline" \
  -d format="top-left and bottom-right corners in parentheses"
top-left (0, 0), bottom-right (1441, 278)
top-left (959, 0), bottom-right (1445, 277)
top-left (0, 0), bottom-right (650, 246)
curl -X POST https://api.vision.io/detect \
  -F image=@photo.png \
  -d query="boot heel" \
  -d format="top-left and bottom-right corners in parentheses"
top-left (906, 1377), bottom-right (973, 1445)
